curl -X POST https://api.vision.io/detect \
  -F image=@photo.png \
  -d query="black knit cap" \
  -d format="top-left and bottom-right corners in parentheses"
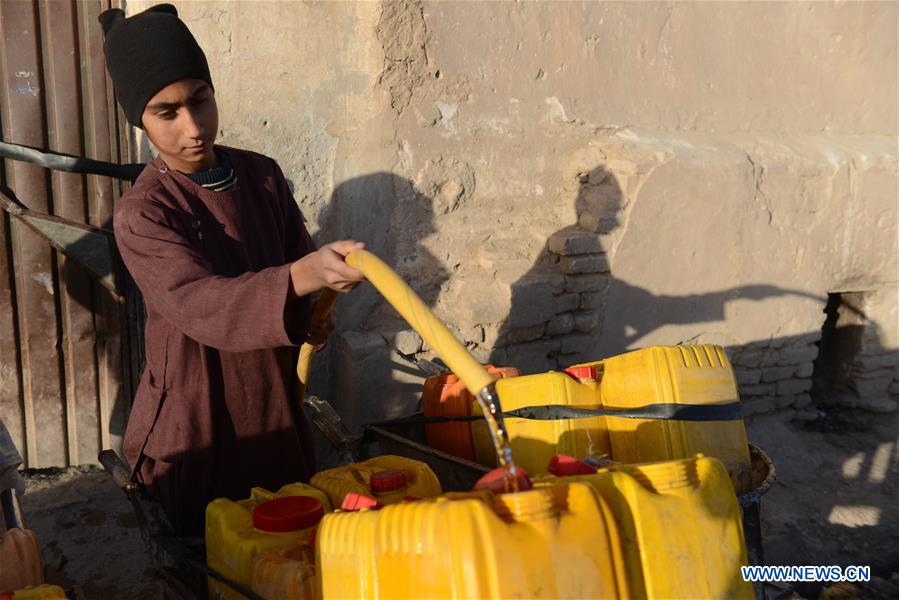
top-left (98, 4), bottom-right (213, 128)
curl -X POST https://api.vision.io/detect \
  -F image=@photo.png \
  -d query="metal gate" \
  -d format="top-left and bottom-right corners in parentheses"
top-left (0, 0), bottom-right (142, 467)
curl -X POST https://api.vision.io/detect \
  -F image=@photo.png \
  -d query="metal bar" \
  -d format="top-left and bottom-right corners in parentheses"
top-left (0, 0), bottom-right (68, 467)
top-left (40, 0), bottom-right (102, 466)
top-left (0, 189), bottom-right (121, 298)
top-left (0, 140), bottom-right (142, 180)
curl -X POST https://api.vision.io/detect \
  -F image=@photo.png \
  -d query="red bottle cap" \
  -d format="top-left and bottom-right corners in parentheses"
top-left (548, 454), bottom-right (598, 477)
top-left (341, 492), bottom-right (382, 511)
top-left (370, 469), bottom-right (408, 493)
top-left (563, 365), bottom-right (597, 381)
top-left (473, 466), bottom-right (532, 494)
top-left (252, 496), bottom-right (324, 532)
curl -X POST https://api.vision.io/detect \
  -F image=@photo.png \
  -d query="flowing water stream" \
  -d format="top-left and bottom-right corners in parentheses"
top-left (475, 384), bottom-right (521, 493)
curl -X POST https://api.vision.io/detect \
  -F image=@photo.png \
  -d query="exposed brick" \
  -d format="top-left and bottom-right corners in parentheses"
top-left (742, 397), bottom-right (777, 417)
top-left (735, 349), bottom-right (763, 369)
top-left (564, 274), bottom-right (609, 293)
top-left (558, 254), bottom-right (610, 274)
top-left (578, 213), bottom-right (619, 234)
top-left (573, 310), bottom-right (600, 333)
top-left (499, 275), bottom-right (570, 328)
top-left (889, 381), bottom-right (899, 395)
top-left (761, 351), bottom-right (783, 367)
top-left (553, 293), bottom-right (581, 313)
top-left (769, 336), bottom-right (788, 349)
top-left (775, 394), bottom-right (796, 409)
top-left (855, 396), bottom-right (898, 413)
top-left (777, 346), bottom-right (819, 366)
top-left (504, 338), bottom-right (561, 374)
top-left (851, 367), bottom-right (894, 380)
top-left (545, 313), bottom-right (575, 336)
top-left (546, 226), bottom-right (606, 255)
top-left (794, 363), bottom-right (814, 378)
top-left (776, 378), bottom-right (813, 395)
top-left (849, 376), bottom-right (892, 397)
top-left (794, 393), bottom-right (813, 408)
top-left (740, 383), bottom-right (775, 396)
top-left (735, 368), bottom-right (762, 386)
top-left (762, 366), bottom-right (796, 383)
top-left (853, 352), bottom-right (899, 371)
top-left (580, 292), bottom-right (603, 310)
top-left (560, 333), bottom-right (596, 356)
top-left (504, 324), bottom-right (546, 345)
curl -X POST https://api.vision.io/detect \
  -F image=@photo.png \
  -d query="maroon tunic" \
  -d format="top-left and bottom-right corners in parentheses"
top-left (115, 145), bottom-right (317, 535)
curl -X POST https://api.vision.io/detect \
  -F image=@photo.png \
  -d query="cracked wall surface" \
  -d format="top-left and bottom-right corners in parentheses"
top-left (125, 1), bottom-right (897, 428)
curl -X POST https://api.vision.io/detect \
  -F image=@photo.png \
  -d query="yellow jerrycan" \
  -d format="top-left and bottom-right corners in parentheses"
top-left (205, 483), bottom-right (329, 599)
top-left (587, 344), bottom-right (752, 493)
top-left (534, 454), bottom-right (754, 598)
top-left (470, 365), bottom-right (611, 476)
top-left (7, 585), bottom-right (68, 599)
top-left (316, 484), bottom-right (631, 599)
top-left (309, 455), bottom-right (441, 508)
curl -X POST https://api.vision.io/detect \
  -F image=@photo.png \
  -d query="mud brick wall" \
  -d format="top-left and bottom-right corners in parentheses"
top-left (124, 1), bottom-right (897, 431)
top-left (732, 338), bottom-right (819, 419)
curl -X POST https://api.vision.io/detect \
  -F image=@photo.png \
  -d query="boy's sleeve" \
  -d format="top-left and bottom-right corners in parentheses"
top-left (114, 197), bottom-right (300, 352)
top-left (271, 161), bottom-right (317, 339)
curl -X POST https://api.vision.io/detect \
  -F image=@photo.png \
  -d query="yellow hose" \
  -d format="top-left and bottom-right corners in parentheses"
top-left (296, 289), bottom-right (339, 402)
top-left (345, 250), bottom-right (494, 396)
top-left (297, 250), bottom-right (493, 400)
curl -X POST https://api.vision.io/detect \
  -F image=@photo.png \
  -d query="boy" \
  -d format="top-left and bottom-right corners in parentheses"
top-left (99, 4), bottom-right (365, 534)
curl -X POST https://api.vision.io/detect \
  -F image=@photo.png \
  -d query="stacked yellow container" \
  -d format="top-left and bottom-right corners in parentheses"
top-left (205, 483), bottom-right (329, 599)
top-left (585, 344), bottom-right (752, 493)
top-left (470, 344), bottom-right (752, 493)
top-left (534, 455), bottom-right (753, 598)
top-left (316, 454), bottom-right (752, 599)
top-left (317, 483), bottom-right (627, 598)
top-left (310, 455), bottom-right (442, 508)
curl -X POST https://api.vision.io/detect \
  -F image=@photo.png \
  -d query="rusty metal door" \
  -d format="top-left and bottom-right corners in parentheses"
top-left (0, 0), bottom-right (139, 467)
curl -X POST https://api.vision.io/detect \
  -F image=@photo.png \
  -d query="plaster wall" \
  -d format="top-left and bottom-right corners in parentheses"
top-left (126, 0), bottom-right (898, 428)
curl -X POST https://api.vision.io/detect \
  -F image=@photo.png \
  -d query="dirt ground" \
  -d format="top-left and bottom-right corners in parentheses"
top-left (14, 406), bottom-right (899, 599)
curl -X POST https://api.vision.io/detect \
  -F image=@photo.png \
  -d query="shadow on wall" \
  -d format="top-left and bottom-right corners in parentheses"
top-left (310, 173), bottom-right (450, 434)
top-left (488, 164), bottom-right (821, 374)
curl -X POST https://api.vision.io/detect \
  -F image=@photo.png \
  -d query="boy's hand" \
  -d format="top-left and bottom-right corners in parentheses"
top-left (289, 240), bottom-right (366, 298)
top-left (314, 240), bottom-right (366, 292)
